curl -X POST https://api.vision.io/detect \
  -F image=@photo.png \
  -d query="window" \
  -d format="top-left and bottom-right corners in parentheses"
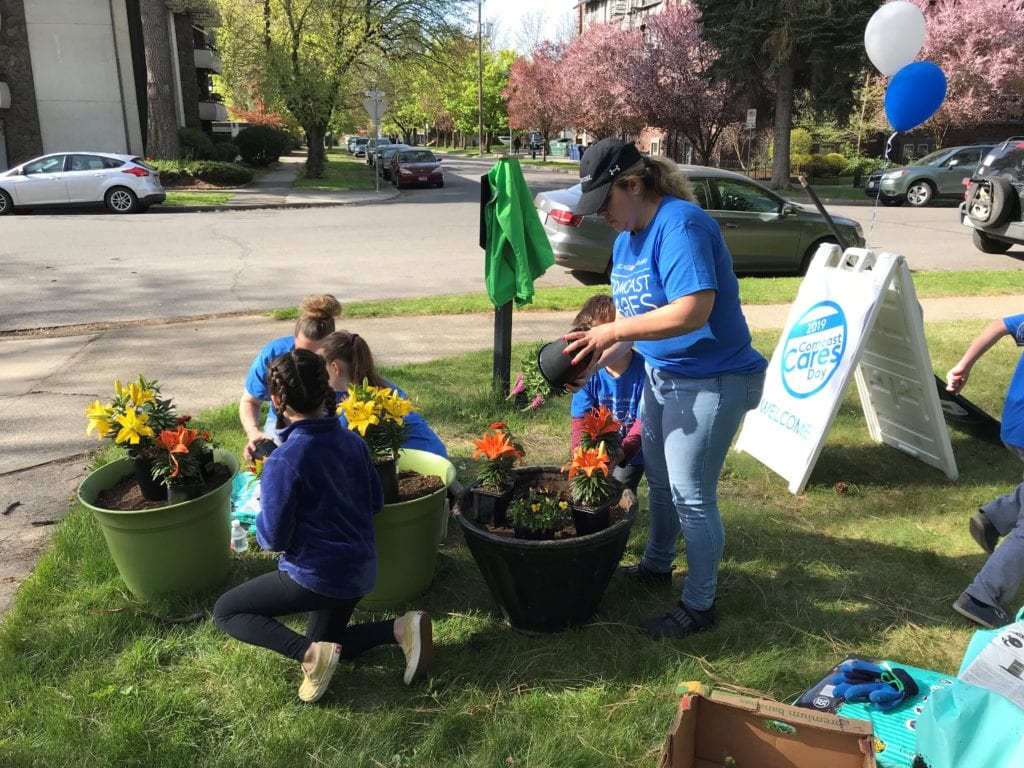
top-left (690, 179), bottom-right (710, 209)
top-left (69, 154), bottom-right (111, 172)
top-left (712, 179), bottom-right (781, 213)
top-left (23, 156), bottom-right (65, 174)
top-left (950, 149), bottom-right (981, 166)
top-left (650, 139), bottom-right (661, 156)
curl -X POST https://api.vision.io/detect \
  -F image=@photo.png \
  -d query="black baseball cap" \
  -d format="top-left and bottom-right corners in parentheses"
top-left (574, 138), bottom-right (644, 215)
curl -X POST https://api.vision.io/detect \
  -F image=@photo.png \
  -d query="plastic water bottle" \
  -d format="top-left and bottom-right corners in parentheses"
top-left (230, 520), bottom-right (249, 553)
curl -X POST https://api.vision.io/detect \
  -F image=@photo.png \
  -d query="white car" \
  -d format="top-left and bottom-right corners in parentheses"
top-left (0, 152), bottom-right (166, 215)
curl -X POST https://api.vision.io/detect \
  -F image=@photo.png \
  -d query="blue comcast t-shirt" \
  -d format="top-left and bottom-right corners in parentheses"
top-left (1001, 313), bottom-right (1024, 449)
top-left (610, 196), bottom-right (767, 378)
top-left (570, 350), bottom-right (645, 466)
top-left (244, 335), bottom-right (295, 431)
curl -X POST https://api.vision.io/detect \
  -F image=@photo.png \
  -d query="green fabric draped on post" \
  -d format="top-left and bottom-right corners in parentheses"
top-left (484, 158), bottom-right (555, 307)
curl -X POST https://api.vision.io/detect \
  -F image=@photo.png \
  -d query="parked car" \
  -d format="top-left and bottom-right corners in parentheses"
top-left (535, 166), bottom-right (865, 281)
top-left (0, 152), bottom-right (165, 215)
top-left (353, 137), bottom-right (370, 157)
top-left (863, 144), bottom-right (994, 207)
top-left (960, 137), bottom-right (1024, 254)
top-left (348, 136), bottom-right (368, 154)
top-left (376, 144), bottom-right (410, 181)
top-left (365, 138), bottom-right (391, 165)
top-left (391, 149), bottom-right (443, 189)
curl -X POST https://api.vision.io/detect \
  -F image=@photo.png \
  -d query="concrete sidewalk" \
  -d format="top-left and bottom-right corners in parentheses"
top-left (1, 294), bottom-right (1022, 617)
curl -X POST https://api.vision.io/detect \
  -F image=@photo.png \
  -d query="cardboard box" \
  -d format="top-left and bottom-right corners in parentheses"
top-left (660, 688), bottom-right (876, 768)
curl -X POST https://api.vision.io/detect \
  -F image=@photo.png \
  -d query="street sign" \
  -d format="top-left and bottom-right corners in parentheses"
top-left (745, 108), bottom-right (757, 129)
top-left (363, 97), bottom-right (388, 124)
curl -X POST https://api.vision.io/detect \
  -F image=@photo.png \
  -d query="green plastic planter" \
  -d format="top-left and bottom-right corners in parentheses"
top-left (77, 449), bottom-right (239, 601)
top-left (359, 449), bottom-right (455, 611)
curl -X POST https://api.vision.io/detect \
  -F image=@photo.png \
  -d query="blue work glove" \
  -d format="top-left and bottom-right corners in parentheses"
top-left (829, 660), bottom-right (919, 711)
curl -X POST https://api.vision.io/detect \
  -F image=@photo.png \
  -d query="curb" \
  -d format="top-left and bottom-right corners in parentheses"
top-left (155, 189), bottom-right (402, 213)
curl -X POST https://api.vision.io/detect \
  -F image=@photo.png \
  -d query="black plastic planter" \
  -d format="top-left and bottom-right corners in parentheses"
top-left (537, 337), bottom-right (594, 389)
top-left (471, 486), bottom-right (513, 526)
top-left (455, 467), bottom-right (637, 633)
top-left (571, 503), bottom-right (611, 536)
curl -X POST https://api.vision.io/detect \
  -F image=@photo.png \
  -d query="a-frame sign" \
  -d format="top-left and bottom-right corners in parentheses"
top-left (736, 245), bottom-right (958, 494)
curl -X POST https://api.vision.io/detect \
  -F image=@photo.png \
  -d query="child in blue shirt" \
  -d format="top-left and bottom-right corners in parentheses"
top-left (947, 314), bottom-right (1024, 627)
top-left (569, 295), bottom-right (645, 492)
top-left (214, 349), bottom-right (434, 703)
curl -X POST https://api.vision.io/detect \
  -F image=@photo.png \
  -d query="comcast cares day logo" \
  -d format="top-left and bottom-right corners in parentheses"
top-left (781, 301), bottom-right (847, 399)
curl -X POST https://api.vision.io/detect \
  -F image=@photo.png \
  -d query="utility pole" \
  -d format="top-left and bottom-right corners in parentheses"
top-left (477, 0), bottom-right (484, 158)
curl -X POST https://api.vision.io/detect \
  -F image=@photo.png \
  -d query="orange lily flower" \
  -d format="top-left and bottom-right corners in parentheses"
top-left (157, 427), bottom-right (197, 478)
top-left (472, 429), bottom-right (523, 462)
top-left (562, 443), bottom-right (611, 479)
top-left (581, 405), bottom-right (622, 440)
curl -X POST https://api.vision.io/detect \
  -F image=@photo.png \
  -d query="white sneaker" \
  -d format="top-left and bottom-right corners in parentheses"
top-left (398, 611), bottom-right (433, 685)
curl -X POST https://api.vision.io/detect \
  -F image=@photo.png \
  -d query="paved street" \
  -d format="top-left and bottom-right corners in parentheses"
top-left (2, 155), bottom-right (1022, 333)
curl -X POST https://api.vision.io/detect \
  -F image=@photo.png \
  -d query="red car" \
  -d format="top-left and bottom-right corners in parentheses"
top-left (391, 149), bottom-right (443, 189)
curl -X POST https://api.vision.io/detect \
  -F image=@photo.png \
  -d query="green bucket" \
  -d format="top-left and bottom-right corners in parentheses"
top-left (359, 448), bottom-right (455, 611)
top-left (78, 449), bottom-right (240, 601)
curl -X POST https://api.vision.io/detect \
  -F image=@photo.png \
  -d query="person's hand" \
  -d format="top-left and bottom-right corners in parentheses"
top-left (608, 445), bottom-right (626, 467)
top-left (244, 433), bottom-right (275, 460)
top-left (563, 324), bottom-right (618, 368)
top-left (946, 363), bottom-right (970, 395)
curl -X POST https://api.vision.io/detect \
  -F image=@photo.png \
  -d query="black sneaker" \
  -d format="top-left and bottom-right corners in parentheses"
top-left (642, 602), bottom-right (716, 639)
top-left (953, 592), bottom-right (1010, 628)
top-left (969, 511), bottom-right (999, 555)
top-left (617, 562), bottom-right (673, 586)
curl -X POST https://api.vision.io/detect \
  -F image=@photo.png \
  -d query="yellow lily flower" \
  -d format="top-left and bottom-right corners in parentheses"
top-left (85, 400), bottom-right (114, 438)
top-left (114, 407), bottom-right (154, 445)
top-left (341, 399), bottom-right (380, 436)
top-left (379, 389), bottom-right (413, 422)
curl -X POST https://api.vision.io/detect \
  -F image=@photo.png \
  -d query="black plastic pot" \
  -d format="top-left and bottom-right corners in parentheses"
top-left (471, 486), bottom-right (513, 526)
top-left (132, 458), bottom-right (166, 502)
top-left (571, 502), bottom-right (611, 536)
top-left (455, 466), bottom-right (637, 633)
top-left (374, 457), bottom-right (400, 504)
top-left (537, 337), bottom-right (594, 390)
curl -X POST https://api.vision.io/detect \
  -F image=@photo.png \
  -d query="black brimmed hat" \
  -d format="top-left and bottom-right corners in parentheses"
top-left (574, 138), bottom-right (643, 215)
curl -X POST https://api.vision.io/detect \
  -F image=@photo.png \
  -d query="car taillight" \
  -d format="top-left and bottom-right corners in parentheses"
top-left (548, 209), bottom-right (582, 227)
top-left (963, 179), bottom-right (974, 201)
top-left (122, 166), bottom-right (150, 177)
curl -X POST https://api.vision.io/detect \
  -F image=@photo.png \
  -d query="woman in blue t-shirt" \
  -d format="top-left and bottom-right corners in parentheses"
top-left (319, 330), bottom-right (448, 459)
top-left (563, 138), bottom-right (768, 640)
top-left (239, 294), bottom-right (342, 457)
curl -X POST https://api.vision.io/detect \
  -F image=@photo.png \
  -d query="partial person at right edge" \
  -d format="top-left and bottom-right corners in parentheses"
top-left (947, 314), bottom-right (1024, 628)
top-left (239, 294), bottom-right (342, 458)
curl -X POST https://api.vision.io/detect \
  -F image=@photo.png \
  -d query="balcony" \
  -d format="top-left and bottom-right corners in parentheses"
top-left (198, 101), bottom-right (227, 122)
top-left (0, 83), bottom-right (10, 110)
top-left (194, 48), bottom-right (223, 74)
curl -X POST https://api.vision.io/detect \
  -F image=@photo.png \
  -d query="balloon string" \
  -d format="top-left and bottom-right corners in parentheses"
top-left (867, 130), bottom-right (899, 241)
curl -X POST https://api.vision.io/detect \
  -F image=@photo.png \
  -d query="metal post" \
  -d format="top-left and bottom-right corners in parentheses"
top-left (477, 0), bottom-right (484, 158)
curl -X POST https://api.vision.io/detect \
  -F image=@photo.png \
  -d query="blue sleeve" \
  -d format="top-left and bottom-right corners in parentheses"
top-left (1004, 314), bottom-right (1024, 345)
top-left (255, 455), bottom-right (298, 551)
top-left (570, 380), bottom-right (599, 417)
top-left (657, 219), bottom-right (719, 303)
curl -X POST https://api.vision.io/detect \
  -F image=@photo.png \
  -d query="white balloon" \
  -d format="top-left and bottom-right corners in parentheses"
top-left (864, 1), bottom-right (926, 77)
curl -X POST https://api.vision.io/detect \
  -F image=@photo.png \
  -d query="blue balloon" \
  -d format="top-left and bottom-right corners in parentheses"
top-left (885, 62), bottom-right (947, 132)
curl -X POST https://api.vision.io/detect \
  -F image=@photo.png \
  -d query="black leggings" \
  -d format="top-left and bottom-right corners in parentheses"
top-left (213, 569), bottom-right (396, 663)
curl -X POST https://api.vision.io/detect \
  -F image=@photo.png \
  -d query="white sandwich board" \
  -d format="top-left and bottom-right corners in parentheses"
top-left (735, 245), bottom-right (958, 494)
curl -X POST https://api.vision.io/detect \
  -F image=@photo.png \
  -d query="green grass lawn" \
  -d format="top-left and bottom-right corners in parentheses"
top-left (293, 153), bottom-right (377, 191)
top-left (267, 271), bottom-right (1024, 324)
top-left (1, 321), bottom-right (1021, 767)
top-left (161, 191), bottom-right (236, 207)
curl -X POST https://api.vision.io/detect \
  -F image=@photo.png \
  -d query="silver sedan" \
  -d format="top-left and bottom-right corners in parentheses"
top-left (535, 166), bottom-right (865, 282)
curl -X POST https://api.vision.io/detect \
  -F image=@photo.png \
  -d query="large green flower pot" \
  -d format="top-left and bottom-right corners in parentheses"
top-left (359, 449), bottom-right (455, 611)
top-left (77, 450), bottom-right (239, 601)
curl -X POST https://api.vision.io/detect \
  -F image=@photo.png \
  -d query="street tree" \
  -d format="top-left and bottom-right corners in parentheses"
top-left (507, 43), bottom-right (569, 160)
top-left (694, 0), bottom-right (877, 189)
top-left (216, 0), bottom-right (464, 178)
top-left (908, 0), bottom-right (1024, 145)
top-left (561, 22), bottom-right (644, 140)
top-left (140, 0), bottom-right (181, 158)
top-left (625, 4), bottom-right (740, 165)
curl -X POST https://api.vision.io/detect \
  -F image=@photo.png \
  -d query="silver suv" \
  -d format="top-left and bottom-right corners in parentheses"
top-left (864, 144), bottom-right (993, 207)
top-left (961, 138), bottom-right (1024, 254)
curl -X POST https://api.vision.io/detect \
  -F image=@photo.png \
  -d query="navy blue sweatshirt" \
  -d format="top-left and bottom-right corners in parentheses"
top-left (256, 417), bottom-right (383, 599)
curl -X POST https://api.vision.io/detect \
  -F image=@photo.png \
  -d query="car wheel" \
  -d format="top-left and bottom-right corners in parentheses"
top-left (968, 176), bottom-right (1015, 228)
top-left (800, 237), bottom-right (839, 275)
top-left (905, 180), bottom-right (934, 207)
top-left (105, 186), bottom-right (139, 214)
top-left (972, 229), bottom-right (1013, 254)
top-left (0, 189), bottom-right (13, 216)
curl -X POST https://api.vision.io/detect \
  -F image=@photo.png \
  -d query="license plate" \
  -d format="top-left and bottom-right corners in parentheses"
top-left (961, 211), bottom-right (974, 228)
top-left (418, 176), bottom-right (427, 182)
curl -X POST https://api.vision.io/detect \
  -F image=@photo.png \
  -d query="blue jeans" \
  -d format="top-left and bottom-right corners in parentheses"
top-left (968, 481), bottom-right (1024, 609)
top-left (640, 367), bottom-right (765, 611)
